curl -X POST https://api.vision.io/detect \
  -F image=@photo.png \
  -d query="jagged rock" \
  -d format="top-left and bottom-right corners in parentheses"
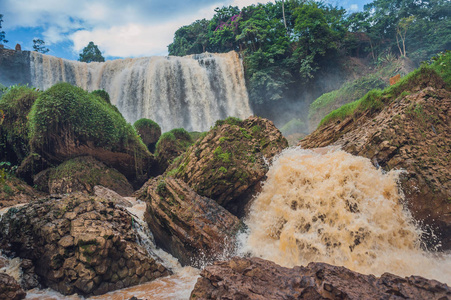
top-left (190, 257), bottom-right (451, 300)
top-left (0, 175), bottom-right (44, 209)
top-left (171, 116), bottom-right (288, 217)
top-left (20, 259), bottom-right (39, 290)
top-left (143, 176), bottom-right (242, 267)
top-left (0, 273), bottom-right (26, 300)
top-left (301, 85), bottom-right (451, 249)
top-left (155, 128), bottom-right (193, 174)
top-left (0, 193), bottom-right (170, 296)
top-left (44, 156), bottom-right (134, 196)
top-left (93, 186), bottom-right (133, 207)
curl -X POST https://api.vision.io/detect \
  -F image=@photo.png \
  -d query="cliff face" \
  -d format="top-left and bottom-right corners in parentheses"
top-left (0, 49), bottom-right (31, 87)
top-left (301, 82), bottom-right (451, 250)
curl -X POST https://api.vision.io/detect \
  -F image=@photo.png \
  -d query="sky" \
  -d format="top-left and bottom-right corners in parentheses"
top-left (0, 0), bottom-right (372, 61)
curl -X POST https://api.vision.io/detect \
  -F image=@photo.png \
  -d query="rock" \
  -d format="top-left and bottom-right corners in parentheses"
top-left (20, 259), bottom-right (39, 290)
top-left (0, 193), bottom-right (170, 296)
top-left (27, 82), bottom-right (155, 185)
top-left (16, 153), bottom-right (50, 185)
top-left (155, 128), bottom-right (193, 174)
top-left (0, 175), bottom-right (44, 209)
top-left (0, 273), bottom-right (26, 300)
top-left (143, 176), bottom-right (242, 267)
top-left (172, 116), bottom-right (288, 217)
top-left (45, 156), bottom-right (134, 196)
top-left (134, 118), bottom-right (161, 153)
top-left (93, 186), bottom-right (133, 207)
top-left (301, 79), bottom-right (451, 249)
top-left (190, 257), bottom-right (451, 300)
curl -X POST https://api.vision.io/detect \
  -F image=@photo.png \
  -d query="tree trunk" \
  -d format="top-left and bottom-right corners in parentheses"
top-left (282, 0), bottom-right (287, 30)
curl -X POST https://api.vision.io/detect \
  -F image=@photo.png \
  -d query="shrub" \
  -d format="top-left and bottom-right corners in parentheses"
top-left (91, 89), bottom-right (111, 105)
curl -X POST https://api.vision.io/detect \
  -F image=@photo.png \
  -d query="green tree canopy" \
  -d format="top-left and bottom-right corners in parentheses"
top-left (0, 14), bottom-right (8, 44)
top-left (78, 41), bottom-right (105, 63)
top-left (33, 39), bottom-right (50, 54)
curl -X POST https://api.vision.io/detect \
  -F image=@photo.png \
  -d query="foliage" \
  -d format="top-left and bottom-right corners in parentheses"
top-left (33, 39), bottom-right (49, 54)
top-left (134, 118), bottom-right (160, 132)
top-left (28, 82), bottom-right (141, 153)
top-left (155, 128), bottom-right (193, 156)
top-left (0, 14), bottom-right (7, 44)
top-left (78, 41), bottom-right (105, 63)
top-left (215, 116), bottom-right (242, 127)
top-left (0, 85), bottom-right (40, 165)
top-left (91, 89), bottom-right (111, 104)
top-left (280, 118), bottom-right (307, 136)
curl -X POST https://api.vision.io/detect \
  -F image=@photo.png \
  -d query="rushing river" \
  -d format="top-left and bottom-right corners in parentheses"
top-left (1, 147), bottom-right (450, 299)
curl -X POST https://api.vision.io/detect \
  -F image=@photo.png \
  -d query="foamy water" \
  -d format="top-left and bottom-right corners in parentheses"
top-left (238, 147), bottom-right (451, 285)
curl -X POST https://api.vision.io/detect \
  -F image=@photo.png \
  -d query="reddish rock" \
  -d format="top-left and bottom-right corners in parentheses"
top-left (301, 84), bottom-right (451, 249)
top-left (143, 176), bottom-right (242, 267)
top-left (172, 116), bottom-right (288, 217)
top-left (190, 257), bottom-right (451, 300)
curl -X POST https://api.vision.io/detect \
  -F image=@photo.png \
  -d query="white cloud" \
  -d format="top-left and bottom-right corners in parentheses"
top-left (349, 4), bottom-right (359, 11)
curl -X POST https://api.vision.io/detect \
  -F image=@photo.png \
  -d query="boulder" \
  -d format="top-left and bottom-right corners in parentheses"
top-left (0, 193), bottom-right (170, 296)
top-left (0, 175), bottom-right (44, 209)
top-left (134, 118), bottom-right (161, 153)
top-left (27, 82), bottom-right (154, 184)
top-left (155, 128), bottom-right (193, 174)
top-left (190, 257), bottom-right (451, 300)
top-left (143, 176), bottom-right (242, 267)
top-left (171, 116), bottom-right (288, 217)
top-left (301, 86), bottom-right (451, 249)
top-left (0, 273), bottom-right (26, 300)
top-left (44, 156), bottom-right (134, 196)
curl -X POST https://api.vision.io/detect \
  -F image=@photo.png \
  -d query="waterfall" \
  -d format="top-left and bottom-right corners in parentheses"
top-left (29, 51), bottom-right (252, 132)
top-left (238, 147), bottom-right (451, 285)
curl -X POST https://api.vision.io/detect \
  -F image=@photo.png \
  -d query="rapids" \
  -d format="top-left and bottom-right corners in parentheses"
top-left (29, 51), bottom-right (252, 132)
top-left (238, 147), bottom-right (451, 285)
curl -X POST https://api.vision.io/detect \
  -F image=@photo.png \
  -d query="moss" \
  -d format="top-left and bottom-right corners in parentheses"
top-left (91, 89), bottom-right (111, 105)
top-left (251, 125), bottom-right (262, 133)
top-left (240, 128), bottom-right (252, 139)
top-left (219, 166), bottom-right (227, 174)
top-left (214, 146), bottom-right (231, 163)
top-left (0, 85), bottom-right (40, 165)
top-left (134, 118), bottom-right (161, 133)
top-left (29, 83), bottom-right (146, 155)
top-left (215, 116), bottom-right (242, 127)
top-left (156, 179), bottom-right (166, 194)
top-left (280, 118), bottom-right (307, 136)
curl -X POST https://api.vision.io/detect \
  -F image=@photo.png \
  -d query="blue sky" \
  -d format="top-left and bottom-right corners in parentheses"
top-left (0, 0), bottom-right (372, 61)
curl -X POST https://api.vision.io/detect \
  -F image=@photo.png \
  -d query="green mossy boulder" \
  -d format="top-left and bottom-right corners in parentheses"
top-left (43, 156), bottom-right (134, 196)
top-left (134, 118), bottom-right (161, 153)
top-left (0, 85), bottom-right (40, 165)
top-left (27, 82), bottom-right (154, 184)
top-left (169, 116), bottom-right (288, 217)
top-left (155, 128), bottom-right (193, 174)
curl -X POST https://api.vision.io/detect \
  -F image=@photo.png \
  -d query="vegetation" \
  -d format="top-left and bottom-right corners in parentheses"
top-left (91, 89), bottom-right (111, 105)
top-left (280, 118), bottom-right (307, 136)
top-left (0, 85), bottom-right (40, 165)
top-left (28, 82), bottom-right (141, 153)
top-left (32, 39), bottom-right (49, 54)
top-left (319, 51), bottom-right (451, 127)
top-left (155, 128), bottom-right (193, 155)
top-left (0, 14), bottom-right (7, 44)
top-left (78, 41), bottom-right (105, 63)
top-left (168, 0), bottom-right (450, 114)
top-left (134, 118), bottom-right (161, 134)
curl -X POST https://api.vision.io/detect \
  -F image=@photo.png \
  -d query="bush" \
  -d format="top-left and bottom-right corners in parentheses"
top-left (0, 85), bottom-right (40, 164)
top-left (91, 89), bottom-right (111, 105)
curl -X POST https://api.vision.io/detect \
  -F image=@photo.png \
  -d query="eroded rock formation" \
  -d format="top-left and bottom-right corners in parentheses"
top-left (0, 273), bottom-right (26, 300)
top-left (191, 257), bottom-right (451, 300)
top-left (0, 193), bottom-right (170, 296)
top-left (142, 176), bottom-right (242, 267)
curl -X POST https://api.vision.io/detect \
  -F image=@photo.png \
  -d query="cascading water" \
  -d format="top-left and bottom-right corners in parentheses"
top-left (238, 147), bottom-right (451, 285)
top-left (29, 51), bottom-right (252, 132)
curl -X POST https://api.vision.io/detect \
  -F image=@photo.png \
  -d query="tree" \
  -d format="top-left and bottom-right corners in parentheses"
top-left (33, 39), bottom-right (49, 54)
top-left (78, 41), bottom-right (105, 63)
top-left (0, 14), bottom-right (8, 44)
top-left (396, 16), bottom-right (415, 57)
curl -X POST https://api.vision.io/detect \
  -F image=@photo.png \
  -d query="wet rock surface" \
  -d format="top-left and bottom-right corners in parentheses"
top-left (191, 257), bottom-right (451, 300)
top-left (0, 193), bottom-right (170, 296)
top-left (0, 273), bottom-right (26, 300)
top-left (172, 116), bottom-right (288, 217)
top-left (301, 86), bottom-right (451, 249)
top-left (143, 176), bottom-right (242, 267)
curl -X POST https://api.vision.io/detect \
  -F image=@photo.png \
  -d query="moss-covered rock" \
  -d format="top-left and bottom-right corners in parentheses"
top-left (134, 118), bottom-right (161, 153)
top-left (44, 156), bottom-right (133, 196)
top-left (170, 116), bottom-right (288, 217)
top-left (155, 128), bottom-right (193, 173)
top-left (0, 172), bottom-right (44, 209)
top-left (0, 85), bottom-right (40, 165)
top-left (27, 82), bottom-right (154, 184)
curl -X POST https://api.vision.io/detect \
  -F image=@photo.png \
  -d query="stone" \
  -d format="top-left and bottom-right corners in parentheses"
top-left (0, 273), bottom-right (26, 300)
top-left (0, 193), bottom-right (170, 297)
top-left (143, 176), bottom-right (242, 267)
top-left (190, 257), bottom-right (451, 300)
